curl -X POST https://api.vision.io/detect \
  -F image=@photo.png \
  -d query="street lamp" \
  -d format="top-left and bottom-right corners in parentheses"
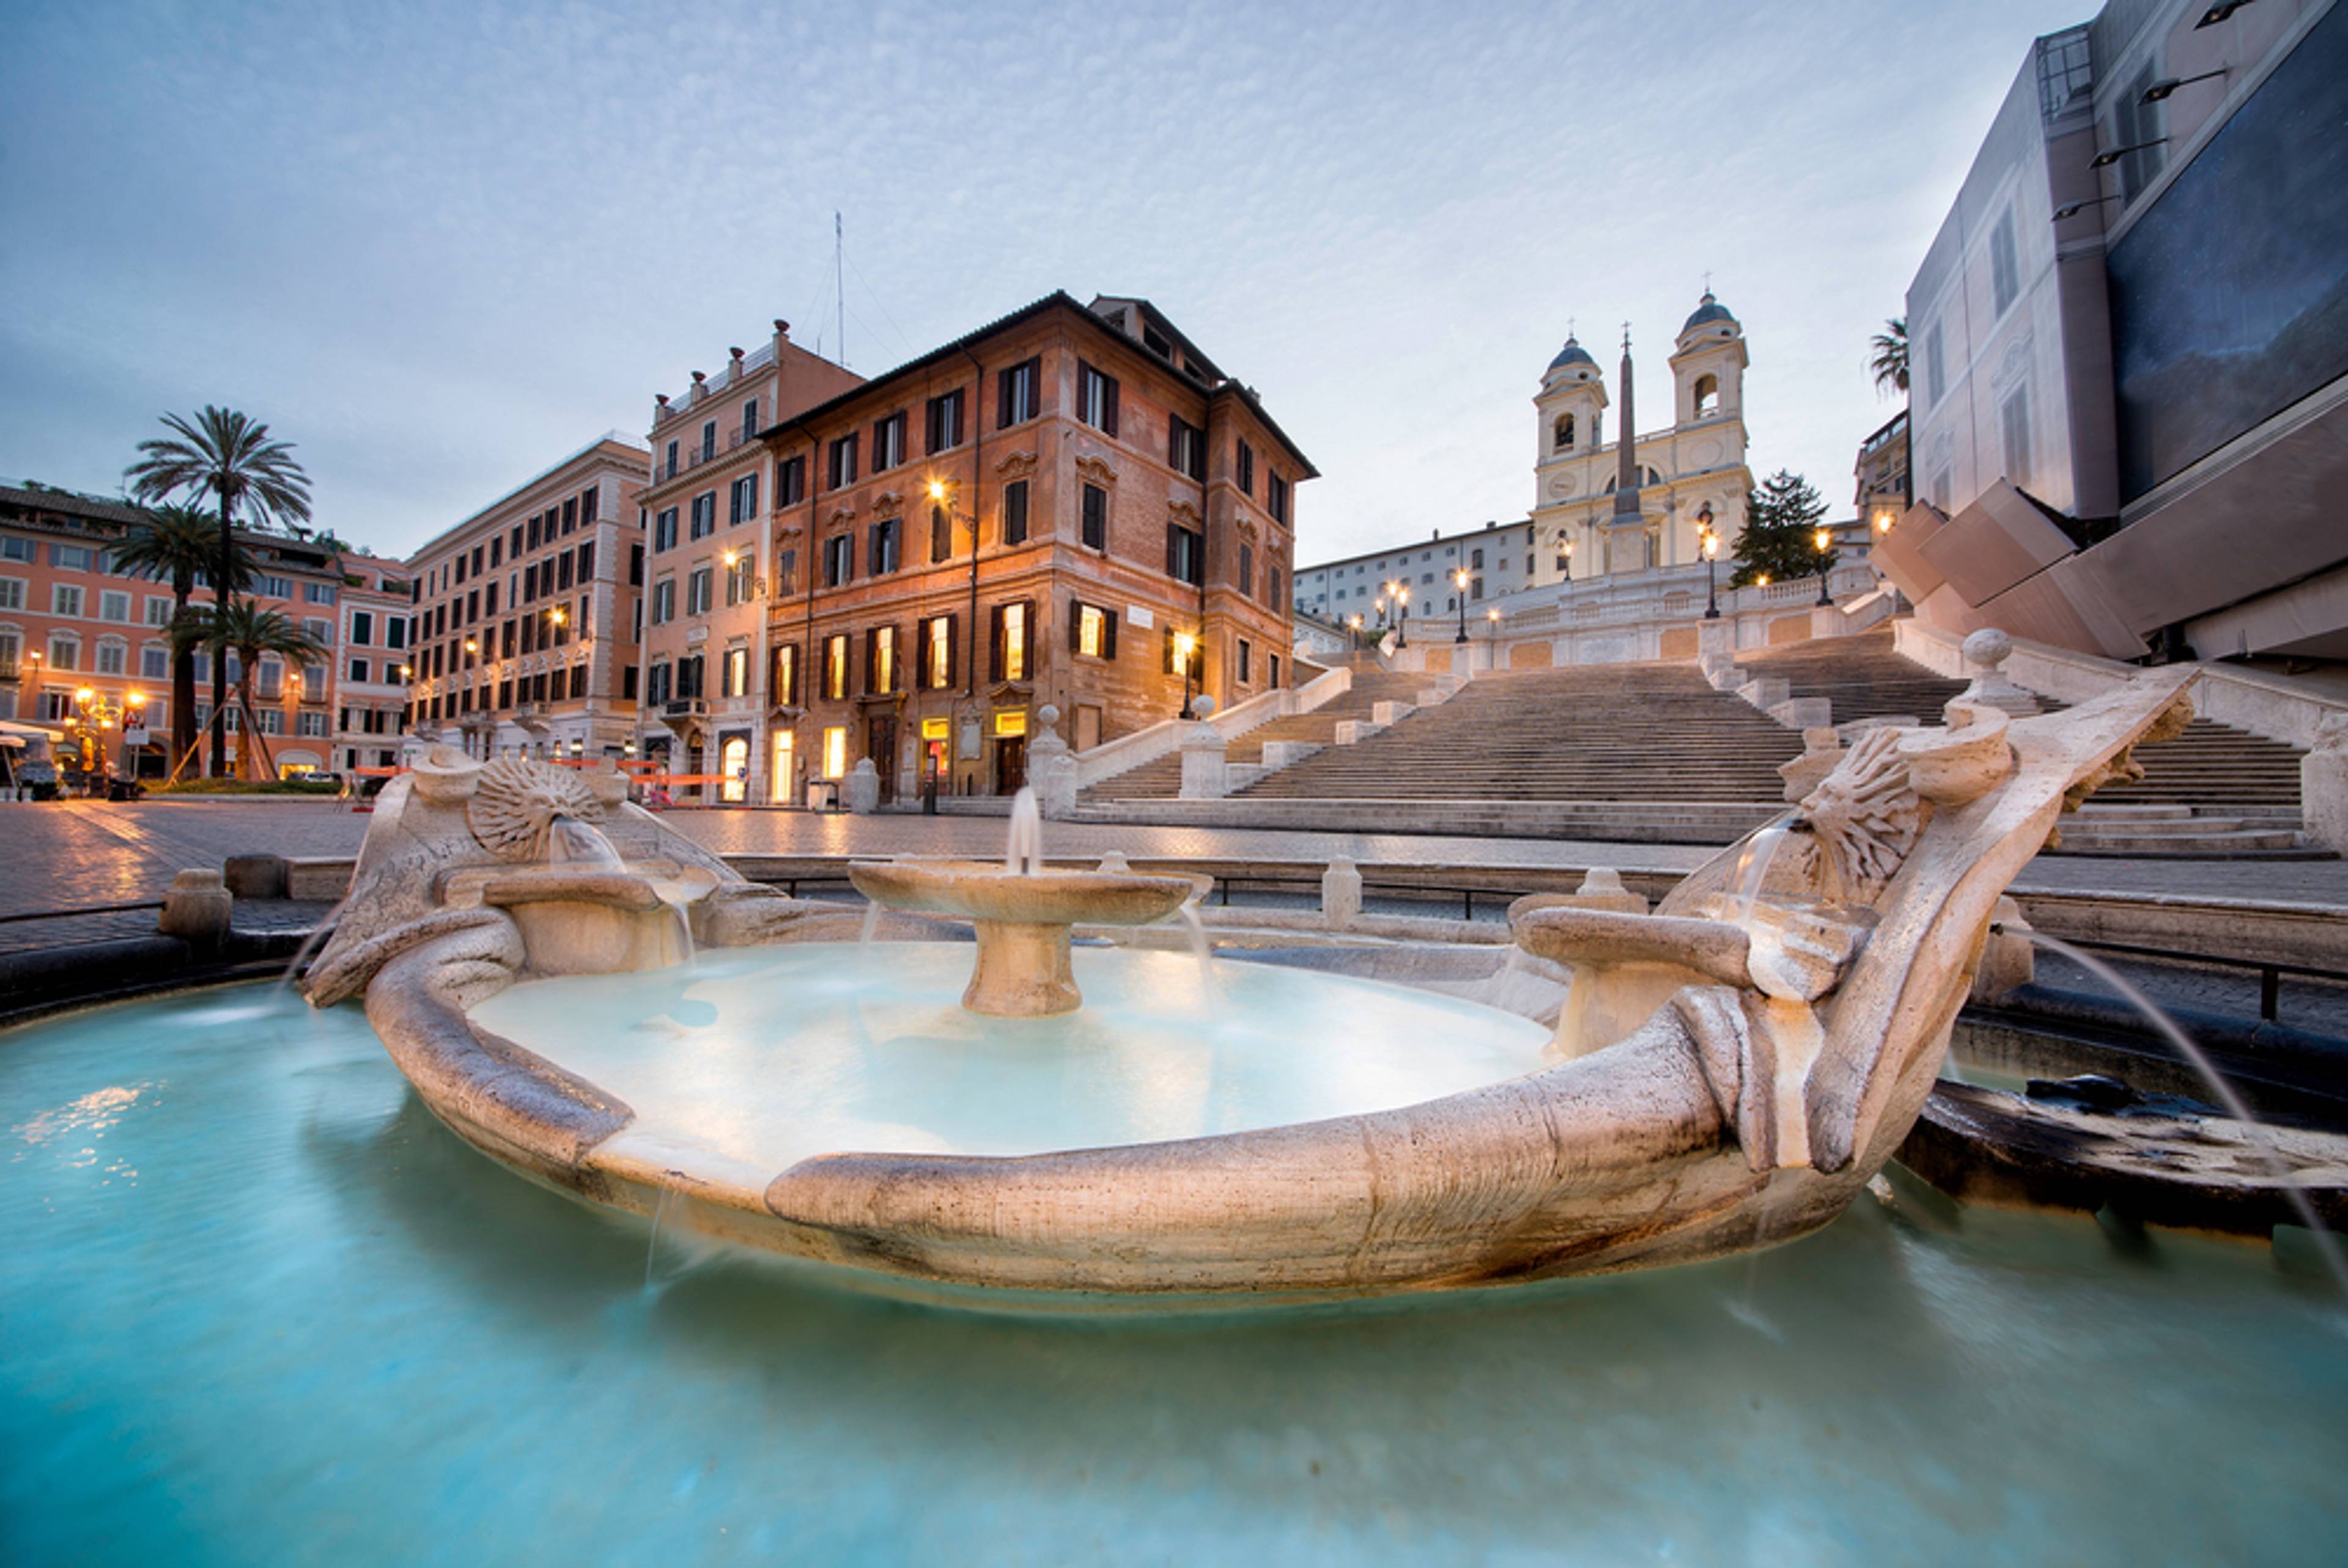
top-left (1346, 613), bottom-right (1364, 649)
top-left (1697, 503), bottom-right (1720, 620)
top-left (1175, 630), bottom-right (1198, 720)
top-left (1814, 526), bottom-right (1834, 605)
top-left (1385, 580), bottom-right (1409, 649)
top-left (1560, 536), bottom-right (1573, 584)
top-left (1485, 606), bottom-right (1500, 670)
top-left (1452, 566), bottom-right (1470, 643)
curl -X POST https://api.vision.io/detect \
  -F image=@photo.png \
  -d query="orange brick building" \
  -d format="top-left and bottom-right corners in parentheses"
top-left (715, 292), bottom-right (1312, 804)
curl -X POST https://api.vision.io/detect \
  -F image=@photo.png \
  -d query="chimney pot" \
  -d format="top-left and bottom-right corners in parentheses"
top-left (730, 347), bottom-right (745, 361)
top-left (775, 319), bottom-right (789, 337)
top-left (655, 394), bottom-right (670, 408)
top-left (691, 370), bottom-right (706, 385)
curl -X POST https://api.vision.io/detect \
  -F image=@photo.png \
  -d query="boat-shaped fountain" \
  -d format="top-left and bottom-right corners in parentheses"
top-left (303, 670), bottom-right (2204, 1301)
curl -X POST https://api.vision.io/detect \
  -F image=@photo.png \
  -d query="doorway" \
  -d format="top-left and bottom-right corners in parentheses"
top-left (866, 715), bottom-right (897, 804)
top-left (1074, 704), bottom-right (1102, 751)
top-left (994, 735), bottom-right (1027, 796)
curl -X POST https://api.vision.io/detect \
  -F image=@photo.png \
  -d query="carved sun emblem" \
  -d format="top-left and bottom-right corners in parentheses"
top-left (1797, 728), bottom-right (1922, 905)
top-left (467, 758), bottom-right (607, 863)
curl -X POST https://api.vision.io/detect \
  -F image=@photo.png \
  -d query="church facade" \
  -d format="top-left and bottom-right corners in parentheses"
top-left (1527, 292), bottom-right (1753, 584)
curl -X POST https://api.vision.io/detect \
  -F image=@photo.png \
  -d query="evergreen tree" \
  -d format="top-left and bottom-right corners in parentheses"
top-left (1728, 470), bottom-right (1832, 589)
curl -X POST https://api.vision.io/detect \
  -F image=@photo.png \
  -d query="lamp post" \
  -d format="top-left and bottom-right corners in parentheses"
top-left (1346, 613), bottom-right (1364, 650)
top-left (1386, 580), bottom-right (1408, 649)
top-left (1814, 526), bottom-right (1834, 605)
top-left (1175, 630), bottom-right (1198, 720)
top-left (1697, 503), bottom-right (1719, 619)
top-left (1484, 606), bottom-right (1499, 673)
top-left (1452, 567), bottom-right (1469, 643)
top-left (1560, 536), bottom-right (1573, 584)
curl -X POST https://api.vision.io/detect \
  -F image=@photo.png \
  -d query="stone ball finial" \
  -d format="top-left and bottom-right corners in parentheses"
top-left (1192, 695), bottom-right (1219, 719)
top-left (1037, 704), bottom-right (1060, 727)
top-left (1963, 628), bottom-right (2012, 672)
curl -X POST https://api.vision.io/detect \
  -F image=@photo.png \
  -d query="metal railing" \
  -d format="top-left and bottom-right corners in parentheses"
top-left (2010, 930), bottom-right (2348, 1025)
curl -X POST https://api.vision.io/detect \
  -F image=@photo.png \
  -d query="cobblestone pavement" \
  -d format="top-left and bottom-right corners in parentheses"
top-left (3, 797), bottom-right (2343, 938)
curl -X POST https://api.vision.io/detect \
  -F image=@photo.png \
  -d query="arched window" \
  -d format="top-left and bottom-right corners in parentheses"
top-left (1553, 413), bottom-right (1575, 452)
top-left (1693, 374), bottom-right (1719, 417)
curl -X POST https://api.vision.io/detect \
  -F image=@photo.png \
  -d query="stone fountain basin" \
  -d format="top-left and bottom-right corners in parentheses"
top-left (845, 859), bottom-right (1194, 926)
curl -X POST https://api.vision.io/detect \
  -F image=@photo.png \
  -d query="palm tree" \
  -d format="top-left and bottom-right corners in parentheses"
top-left (186, 602), bottom-right (328, 781)
top-left (111, 503), bottom-right (253, 780)
top-left (1870, 317), bottom-right (1910, 399)
top-left (125, 408), bottom-right (312, 776)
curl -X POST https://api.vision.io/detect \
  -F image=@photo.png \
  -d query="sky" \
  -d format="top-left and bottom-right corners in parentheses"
top-left (0, 0), bottom-right (2092, 567)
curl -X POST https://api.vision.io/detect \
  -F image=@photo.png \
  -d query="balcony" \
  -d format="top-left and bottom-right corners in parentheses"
top-left (663, 698), bottom-right (706, 719)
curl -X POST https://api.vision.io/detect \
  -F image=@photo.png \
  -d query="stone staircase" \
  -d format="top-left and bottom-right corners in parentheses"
top-left (1080, 664), bottom-right (1428, 803)
top-left (1228, 659), bottom-right (1801, 840)
top-left (1733, 631), bottom-right (2311, 853)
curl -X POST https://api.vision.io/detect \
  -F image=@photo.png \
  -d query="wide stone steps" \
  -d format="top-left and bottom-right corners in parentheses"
top-left (1081, 669), bottom-right (1427, 802)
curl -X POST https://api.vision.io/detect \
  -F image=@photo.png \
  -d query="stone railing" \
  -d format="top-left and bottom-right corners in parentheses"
top-left (1073, 664), bottom-right (1351, 790)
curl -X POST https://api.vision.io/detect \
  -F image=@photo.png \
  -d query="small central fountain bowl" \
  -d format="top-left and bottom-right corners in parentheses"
top-left (846, 858), bottom-right (1194, 1017)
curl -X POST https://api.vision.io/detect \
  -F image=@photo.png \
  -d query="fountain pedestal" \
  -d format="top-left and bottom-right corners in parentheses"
top-left (846, 858), bottom-right (1193, 1017)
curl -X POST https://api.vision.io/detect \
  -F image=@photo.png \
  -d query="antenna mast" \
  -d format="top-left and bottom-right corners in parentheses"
top-left (835, 212), bottom-right (846, 369)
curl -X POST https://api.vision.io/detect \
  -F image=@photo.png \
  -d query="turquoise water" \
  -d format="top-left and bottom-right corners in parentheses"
top-left (5, 987), bottom-right (2347, 1566)
top-left (470, 944), bottom-right (1556, 1174)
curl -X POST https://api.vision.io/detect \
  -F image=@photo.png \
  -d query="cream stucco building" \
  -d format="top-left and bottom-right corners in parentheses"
top-left (1529, 293), bottom-right (1754, 582)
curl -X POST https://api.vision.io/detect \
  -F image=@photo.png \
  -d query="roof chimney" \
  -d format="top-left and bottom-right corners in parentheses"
top-left (774, 319), bottom-right (790, 339)
top-left (729, 347), bottom-right (744, 361)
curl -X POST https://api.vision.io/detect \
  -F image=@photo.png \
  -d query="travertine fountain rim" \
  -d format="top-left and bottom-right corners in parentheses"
top-left (309, 674), bottom-right (2200, 1305)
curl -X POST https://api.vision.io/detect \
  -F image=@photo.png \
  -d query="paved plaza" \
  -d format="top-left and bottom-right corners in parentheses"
top-left (5, 797), bottom-right (2346, 923)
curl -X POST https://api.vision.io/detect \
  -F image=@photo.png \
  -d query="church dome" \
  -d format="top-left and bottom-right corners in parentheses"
top-left (1548, 334), bottom-right (1597, 372)
top-left (1680, 291), bottom-right (1738, 336)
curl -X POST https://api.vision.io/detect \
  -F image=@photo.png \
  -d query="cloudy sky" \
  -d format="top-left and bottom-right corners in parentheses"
top-left (1, 0), bottom-right (2086, 564)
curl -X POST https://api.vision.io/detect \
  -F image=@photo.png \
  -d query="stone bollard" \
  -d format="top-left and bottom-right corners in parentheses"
top-left (1955, 628), bottom-right (2042, 716)
top-left (1027, 704), bottom-right (1078, 819)
top-left (845, 758), bottom-right (880, 814)
top-left (1564, 866), bottom-right (1647, 915)
top-left (1321, 855), bottom-right (1362, 929)
top-left (224, 853), bottom-right (289, 899)
top-left (1971, 895), bottom-right (2035, 1006)
top-left (2303, 716), bottom-right (2348, 853)
top-left (158, 868), bottom-right (234, 946)
top-left (1178, 722), bottom-right (1228, 800)
top-left (1098, 851), bottom-right (1131, 874)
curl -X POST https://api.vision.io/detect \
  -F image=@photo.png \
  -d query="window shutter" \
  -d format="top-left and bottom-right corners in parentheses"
top-left (863, 628), bottom-right (878, 694)
top-left (1162, 625), bottom-right (1176, 675)
top-left (1068, 596), bottom-right (1082, 654)
top-left (1102, 376), bottom-right (1120, 438)
top-left (950, 392), bottom-right (964, 447)
top-left (1102, 610), bottom-right (1119, 661)
top-left (1165, 522), bottom-right (1179, 578)
top-left (997, 367), bottom-right (1014, 430)
top-left (989, 603), bottom-right (1005, 683)
top-left (1018, 598), bottom-right (1034, 681)
top-left (945, 613), bottom-right (959, 688)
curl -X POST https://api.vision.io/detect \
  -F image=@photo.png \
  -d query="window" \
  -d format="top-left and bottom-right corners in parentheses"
top-left (1081, 484), bottom-right (1109, 551)
top-left (651, 578), bottom-right (675, 624)
top-left (689, 492), bottom-right (716, 540)
top-left (1168, 416), bottom-right (1206, 480)
top-left (676, 653), bottom-right (704, 699)
top-left (53, 584), bottom-right (83, 617)
top-left (388, 616), bottom-right (406, 649)
top-left (991, 600), bottom-right (1030, 682)
top-left (1990, 206), bottom-right (2020, 316)
top-left (922, 615), bottom-right (954, 689)
top-left (1162, 626), bottom-right (1202, 680)
top-left (2001, 385), bottom-right (2032, 489)
top-left (1236, 440), bottom-right (1255, 496)
top-left (868, 517), bottom-right (901, 575)
top-left (729, 471), bottom-right (760, 525)
top-left (351, 610), bottom-right (375, 645)
top-left (726, 551), bottom-right (755, 606)
top-left (646, 662), bottom-right (671, 706)
top-left (824, 534), bottom-right (852, 587)
top-left (1269, 653), bottom-right (1281, 690)
top-left (701, 419), bottom-right (717, 461)
top-left (664, 440), bottom-right (679, 479)
top-left (100, 590), bottom-right (130, 622)
top-left (349, 657), bottom-right (369, 684)
top-left (866, 625), bottom-right (898, 693)
top-left (306, 581), bottom-right (338, 605)
top-left (770, 642), bottom-right (799, 707)
top-left (1238, 543), bottom-right (1255, 597)
top-left (0, 577), bottom-right (19, 612)
top-left (1471, 578), bottom-right (1484, 600)
top-left (144, 644), bottom-right (170, 680)
top-left (297, 709), bottom-right (329, 738)
top-left (1267, 472), bottom-right (1290, 525)
top-left (303, 617), bottom-right (333, 645)
top-left (827, 433), bottom-right (859, 490)
top-left (630, 543), bottom-right (644, 587)
top-left (1076, 362), bottom-right (1120, 435)
top-left (774, 548), bottom-right (797, 596)
top-left (723, 646), bottom-right (749, 699)
top-left (687, 568), bottom-right (713, 616)
top-left (997, 356), bottom-right (1041, 427)
top-left (824, 635), bottom-right (849, 701)
top-left (770, 731), bottom-right (794, 803)
top-left (146, 595), bottom-right (172, 625)
top-left (654, 508), bottom-right (679, 552)
top-left (925, 390), bottom-right (964, 454)
top-left (1471, 548), bottom-right (1484, 570)
top-left (1003, 480), bottom-right (1030, 545)
top-left (871, 411), bottom-right (907, 471)
top-left (742, 399), bottom-right (760, 441)
top-left (1069, 600), bottom-right (1117, 660)
top-left (0, 537), bottom-right (29, 562)
top-left (930, 504), bottom-right (953, 563)
top-left (1167, 523), bottom-right (1204, 586)
top-left (97, 639), bottom-right (127, 675)
top-left (822, 726), bottom-right (847, 779)
top-left (51, 543), bottom-right (92, 571)
top-left (1554, 413), bottom-right (1576, 452)
top-left (777, 455), bottom-right (806, 507)
top-left (1237, 638), bottom-right (1251, 684)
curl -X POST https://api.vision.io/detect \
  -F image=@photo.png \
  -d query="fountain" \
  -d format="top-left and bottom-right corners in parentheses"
top-left (845, 789), bottom-right (1194, 1016)
top-left (270, 665), bottom-right (2237, 1302)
